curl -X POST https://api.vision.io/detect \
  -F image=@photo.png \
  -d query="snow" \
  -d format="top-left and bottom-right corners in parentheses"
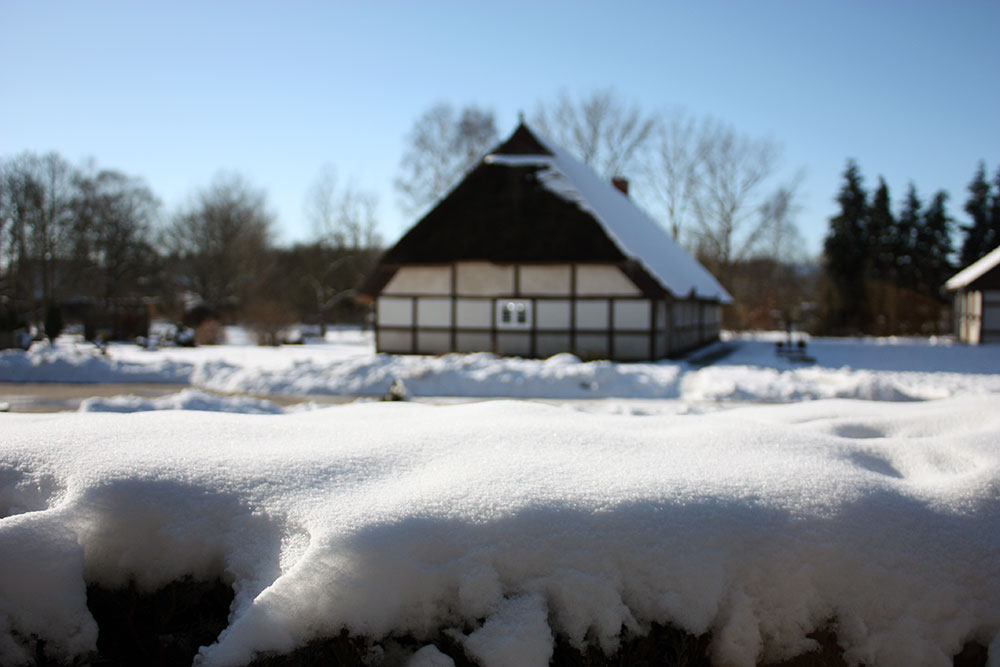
top-left (2, 330), bottom-right (1000, 666)
top-left (3, 330), bottom-right (999, 406)
top-left (78, 389), bottom-right (287, 415)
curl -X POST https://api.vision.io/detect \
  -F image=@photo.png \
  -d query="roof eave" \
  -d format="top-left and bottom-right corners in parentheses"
top-left (945, 244), bottom-right (1000, 290)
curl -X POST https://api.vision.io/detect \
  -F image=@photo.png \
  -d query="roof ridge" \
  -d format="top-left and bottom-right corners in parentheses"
top-left (489, 122), bottom-right (553, 157)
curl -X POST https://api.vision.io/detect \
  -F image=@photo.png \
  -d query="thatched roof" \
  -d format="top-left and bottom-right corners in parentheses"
top-left (365, 123), bottom-right (731, 303)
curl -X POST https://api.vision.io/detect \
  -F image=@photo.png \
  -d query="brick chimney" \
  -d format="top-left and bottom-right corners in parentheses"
top-left (611, 177), bottom-right (629, 196)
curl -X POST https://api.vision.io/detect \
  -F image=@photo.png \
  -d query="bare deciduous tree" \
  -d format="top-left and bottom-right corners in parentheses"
top-left (72, 167), bottom-right (160, 298)
top-left (727, 182), bottom-right (809, 330)
top-left (305, 164), bottom-right (381, 250)
top-left (165, 172), bottom-right (274, 310)
top-left (532, 89), bottom-right (657, 179)
top-left (644, 108), bottom-right (704, 240)
top-left (303, 165), bottom-right (383, 334)
top-left (0, 152), bottom-right (77, 324)
top-left (394, 103), bottom-right (498, 215)
top-left (754, 180), bottom-right (805, 264)
top-left (687, 119), bottom-right (784, 281)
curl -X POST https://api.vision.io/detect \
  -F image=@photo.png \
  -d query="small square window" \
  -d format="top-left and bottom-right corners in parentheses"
top-left (496, 300), bottom-right (532, 329)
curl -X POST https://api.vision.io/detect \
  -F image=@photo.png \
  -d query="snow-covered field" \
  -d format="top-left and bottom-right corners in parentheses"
top-left (1, 330), bottom-right (999, 666)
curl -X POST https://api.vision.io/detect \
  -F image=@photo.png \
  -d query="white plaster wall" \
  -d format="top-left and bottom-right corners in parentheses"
top-left (957, 292), bottom-right (974, 343)
top-left (519, 265), bottom-right (571, 295)
top-left (382, 266), bottom-right (451, 295)
top-left (496, 332), bottom-right (531, 357)
top-left (703, 304), bottom-right (721, 337)
top-left (675, 327), bottom-right (698, 350)
top-left (377, 329), bottom-right (411, 353)
top-left (575, 300), bottom-right (609, 330)
top-left (575, 333), bottom-right (609, 360)
top-left (656, 333), bottom-right (669, 359)
top-left (575, 265), bottom-right (640, 296)
top-left (983, 290), bottom-right (1000, 341)
top-left (455, 299), bottom-right (492, 328)
top-left (377, 297), bottom-right (413, 327)
top-left (968, 292), bottom-right (982, 344)
top-left (674, 301), bottom-right (698, 326)
top-left (954, 291), bottom-right (969, 342)
top-left (536, 334), bottom-right (571, 358)
top-left (536, 300), bottom-right (571, 330)
top-left (456, 262), bottom-right (514, 296)
top-left (416, 331), bottom-right (451, 354)
top-left (417, 298), bottom-right (451, 327)
top-left (614, 334), bottom-right (649, 361)
top-left (613, 301), bottom-right (650, 330)
top-left (455, 332), bottom-right (492, 353)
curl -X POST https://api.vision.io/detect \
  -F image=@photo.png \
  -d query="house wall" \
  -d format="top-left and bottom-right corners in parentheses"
top-left (955, 289), bottom-right (1000, 344)
top-left (382, 266), bottom-right (450, 295)
top-left (983, 290), bottom-right (1000, 343)
top-left (375, 261), bottom-right (720, 359)
top-left (955, 291), bottom-right (977, 344)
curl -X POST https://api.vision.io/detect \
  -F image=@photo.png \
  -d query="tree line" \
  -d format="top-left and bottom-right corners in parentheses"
top-left (0, 154), bottom-right (379, 344)
top-left (821, 161), bottom-right (1000, 335)
top-left (4, 89), bottom-right (993, 344)
top-left (1, 90), bottom-right (808, 345)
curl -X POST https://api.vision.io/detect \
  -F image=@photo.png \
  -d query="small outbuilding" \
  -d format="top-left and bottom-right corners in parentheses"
top-left (361, 123), bottom-right (732, 361)
top-left (945, 244), bottom-right (1000, 344)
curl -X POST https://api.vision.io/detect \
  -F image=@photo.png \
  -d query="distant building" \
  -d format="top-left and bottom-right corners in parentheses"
top-left (945, 244), bottom-right (1000, 344)
top-left (360, 123), bottom-right (731, 361)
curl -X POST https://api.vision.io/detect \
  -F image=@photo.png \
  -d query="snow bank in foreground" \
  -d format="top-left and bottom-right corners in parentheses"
top-left (2, 397), bottom-right (999, 666)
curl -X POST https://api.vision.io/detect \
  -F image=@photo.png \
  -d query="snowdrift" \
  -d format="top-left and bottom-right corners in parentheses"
top-left (2, 397), bottom-right (999, 666)
top-left (3, 333), bottom-right (1000, 403)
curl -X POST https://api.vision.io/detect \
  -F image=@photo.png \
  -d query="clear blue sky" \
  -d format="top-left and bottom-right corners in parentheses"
top-left (3, 1), bottom-right (998, 257)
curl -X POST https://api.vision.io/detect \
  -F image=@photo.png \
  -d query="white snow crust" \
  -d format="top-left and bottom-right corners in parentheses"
top-left (2, 396), bottom-right (1000, 666)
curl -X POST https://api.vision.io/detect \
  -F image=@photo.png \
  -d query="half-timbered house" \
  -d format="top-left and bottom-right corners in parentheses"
top-left (361, 123), bottom-right (731, 361)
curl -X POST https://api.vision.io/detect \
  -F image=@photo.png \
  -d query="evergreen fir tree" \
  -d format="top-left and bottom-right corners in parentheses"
top-left (866, 178), bottom-right (895, 281)
top-left (895, 184), bottom-right (922, 292)
top-left (823, 160), bottom-right (869, 332)
top-left (914, 191), bottom-right (953, 298)
top-left (988, 166), bottom-right (1000, 255)
top-left (960, 162), bottom-right (992, 266)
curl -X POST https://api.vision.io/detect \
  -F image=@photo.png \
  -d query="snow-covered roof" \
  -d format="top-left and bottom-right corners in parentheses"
top-left (946, 244), bottom-right (1000, 290)
top-left (485, 125), bottom-right (732, 303)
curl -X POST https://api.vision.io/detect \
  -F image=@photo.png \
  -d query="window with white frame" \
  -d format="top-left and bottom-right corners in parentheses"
top-left (496, 299), bottom-right (532, 329)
